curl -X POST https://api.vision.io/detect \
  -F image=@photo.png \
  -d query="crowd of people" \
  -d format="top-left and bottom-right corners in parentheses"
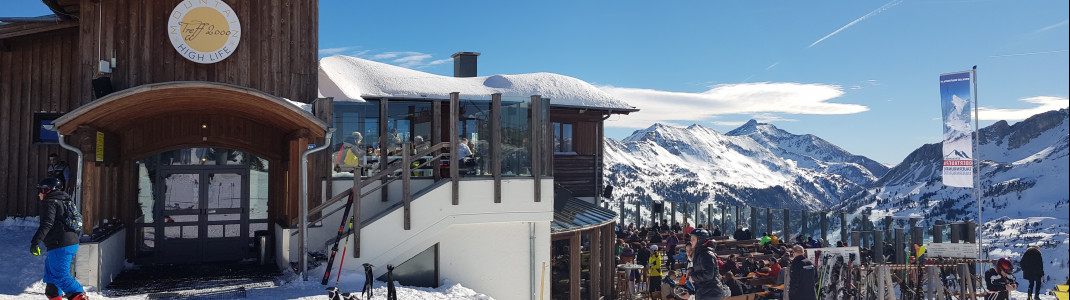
top-left (614, 220), bottom-right (1050, 300)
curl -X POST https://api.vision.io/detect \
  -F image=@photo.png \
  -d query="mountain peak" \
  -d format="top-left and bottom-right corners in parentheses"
top-left (727, 119), bottom-right (782, 137)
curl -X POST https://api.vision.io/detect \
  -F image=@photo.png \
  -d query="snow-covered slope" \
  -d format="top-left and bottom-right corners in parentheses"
top-left (727, 120), bottom-right (889, 184)
top-left (837, 108), bottom-right (1070, 290)
top-left (318, 55), bottom-right (636, 111)
top-left (604, 122), bottom-right (883, 210)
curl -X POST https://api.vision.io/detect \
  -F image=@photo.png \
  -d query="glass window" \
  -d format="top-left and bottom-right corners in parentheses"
top-left (332, 101), bottom-right (379, 176)
top-left (500, 99), bottom-right (530, 177)
top-left (553, 122), bottom-right (574, 154)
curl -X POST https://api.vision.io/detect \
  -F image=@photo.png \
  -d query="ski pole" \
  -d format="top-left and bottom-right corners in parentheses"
top-left (322, 191), bottom-right (356, 285)
top-left (336, 216), bottom-right (354, 285)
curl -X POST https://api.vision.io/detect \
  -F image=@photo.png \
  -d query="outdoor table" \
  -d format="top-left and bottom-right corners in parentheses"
top-left (617, 263), bottom-right (644, 298)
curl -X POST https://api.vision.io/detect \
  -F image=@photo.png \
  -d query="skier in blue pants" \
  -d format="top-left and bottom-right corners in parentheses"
top-left (31, 177), bottom-right (89, 300)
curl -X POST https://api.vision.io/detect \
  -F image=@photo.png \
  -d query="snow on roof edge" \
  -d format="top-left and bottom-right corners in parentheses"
top-left (317, 55), bottom-right (637, 111)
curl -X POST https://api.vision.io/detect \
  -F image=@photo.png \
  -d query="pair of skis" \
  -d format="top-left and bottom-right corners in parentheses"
top-left (323, 191), bottom-right (356, 285)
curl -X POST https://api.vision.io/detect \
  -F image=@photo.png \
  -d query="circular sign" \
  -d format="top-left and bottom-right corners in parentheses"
top-left (167, 0), bottom-right (241, 64)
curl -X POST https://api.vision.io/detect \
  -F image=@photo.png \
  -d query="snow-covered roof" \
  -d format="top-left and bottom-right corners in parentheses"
top-left (318, 55), bottom-right (637, 112)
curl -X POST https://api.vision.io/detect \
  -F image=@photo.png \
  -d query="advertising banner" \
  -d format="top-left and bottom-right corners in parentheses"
top-left (939, 71), bottom-right (974, 187)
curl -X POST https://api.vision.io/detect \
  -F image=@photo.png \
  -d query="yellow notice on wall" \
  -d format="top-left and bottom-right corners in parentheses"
top-left (95, 131), bottom-right (104, 162)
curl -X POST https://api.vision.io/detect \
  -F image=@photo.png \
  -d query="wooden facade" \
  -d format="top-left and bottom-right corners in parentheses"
top-left (550, 107), bottom-right (609, 198)
top-left (0, 27), bottom-right (81, 218)
top-left (1, 0), bottom-right (321, 238)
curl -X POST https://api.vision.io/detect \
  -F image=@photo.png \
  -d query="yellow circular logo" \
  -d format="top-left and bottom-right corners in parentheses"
top-left (168, 0), bottom-right (241, 64)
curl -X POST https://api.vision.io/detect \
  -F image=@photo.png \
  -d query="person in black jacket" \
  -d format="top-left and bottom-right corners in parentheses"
top-left (984, 257), bottom-right (1018, 300)
top-left (688, 228), bottom-right (724, 300)
top-left (789, 245), bottom-right (816, 300)
top-left (30, 177), bottom-right (88, 300)
top-left (1020, 247), bottom-right (1044, 300)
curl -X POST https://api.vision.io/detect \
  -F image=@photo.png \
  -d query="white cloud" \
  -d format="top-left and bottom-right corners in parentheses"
top-left (319, 47), bottom-right (353, 55)
top-left (366, 51), bottom-right (449, 69)
top-left (600, 82), bottom-right (868, 129)
top-left (978, 96), bottom-right (1069, 121)
top-left (1038, 19), bottom-right (1069, 32)
top-left (809, 0), bottom-right (903, 48)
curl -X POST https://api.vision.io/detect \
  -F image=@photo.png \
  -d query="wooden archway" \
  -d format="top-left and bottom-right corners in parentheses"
top-left (52, 81), bottom-right (327, 238)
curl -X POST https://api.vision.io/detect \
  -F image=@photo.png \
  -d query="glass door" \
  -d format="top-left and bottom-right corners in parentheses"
top-left (155, 167), bottom-right (249, 264)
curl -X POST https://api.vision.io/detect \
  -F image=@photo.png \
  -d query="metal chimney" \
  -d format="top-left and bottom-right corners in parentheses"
top-left (451, 52), bottom-right (480, 77)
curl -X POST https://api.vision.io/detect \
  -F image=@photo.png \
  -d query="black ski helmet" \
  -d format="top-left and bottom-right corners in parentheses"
top-left (37, 177), bottom-right (63, 192)
top-left (689, 228), bottom-right (711, 242)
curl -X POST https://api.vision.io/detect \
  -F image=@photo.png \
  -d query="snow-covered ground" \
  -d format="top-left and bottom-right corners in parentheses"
top-left (0, 218), bottom-right (493, 300)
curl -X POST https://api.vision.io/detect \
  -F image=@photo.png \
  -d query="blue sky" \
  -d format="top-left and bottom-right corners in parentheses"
top-left (9, 1), bottom-right (1069, 164)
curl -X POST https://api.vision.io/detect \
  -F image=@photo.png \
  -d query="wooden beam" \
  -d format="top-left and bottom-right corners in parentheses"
top-left (0, 21), bottom-right (78, 40)
top-left (432, 100), bottom-right (441, 182)
top-left (402, 144), bottom-right (411, 230)
top-left (379, 98), bottom-right (389, 202)
top-left (491, 94), bottom-right (501, 203)
top-left (352, 169), bottom-right (362, 258)
top-left (449, 92), bottom-right (458, 205)
top-left (570, 231), bottom-right (581, 300)
top-left (531, 95), bottom-right (541, 202)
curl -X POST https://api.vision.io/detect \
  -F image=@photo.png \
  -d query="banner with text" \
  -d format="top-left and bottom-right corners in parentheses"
top-left (940, 71), bottom-right (974, 187)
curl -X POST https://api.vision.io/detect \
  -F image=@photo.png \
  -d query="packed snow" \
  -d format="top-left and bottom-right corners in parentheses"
top-left (0, 218), bottom-right (493, 300)
top-left (318, 55), bottom-right (636, 111)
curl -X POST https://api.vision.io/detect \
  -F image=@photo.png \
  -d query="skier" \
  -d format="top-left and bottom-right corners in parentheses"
top-left (30, 177), bottom-right (89, 300)
top-left (688, 228), bottom-right (725, 300)
top-left (984, 257), bottom-right (1018, 300)
top-left (1020, 247), bottom-right (1044, 300)
top-left (789, 245), bottom-right (817, 300)
top-left (47, 154), bottom-right (70, 189)
top-left (648, 245), bottom-right (663, 297)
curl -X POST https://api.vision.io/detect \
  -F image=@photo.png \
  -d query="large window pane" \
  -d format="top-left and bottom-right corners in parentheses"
top-left (500, 100), bottom-right (530, 177)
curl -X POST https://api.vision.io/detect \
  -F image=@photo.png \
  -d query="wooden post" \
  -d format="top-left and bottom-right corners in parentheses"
top-left (450, 92), bottom-right (459, 205)
top-left (352, 166), bottom-right (362, 258)
top-left (379, 98), bottom-right (389, 202)
top-left (432, 100), bottom-right (442, 182)
top-left (402, 144), bottom-right (411, 230)
top-left (491, 94), bottom-right (501, 203)
top-left (531, 95), bottom-right (541, 202)
top-left (570, 232), bottom-right (581, 300)
top-left (590, 227), bottom-right (601, 300)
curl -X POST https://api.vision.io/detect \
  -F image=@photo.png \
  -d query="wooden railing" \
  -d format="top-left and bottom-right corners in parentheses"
top-left (301, 141), bottom-right (451, 226)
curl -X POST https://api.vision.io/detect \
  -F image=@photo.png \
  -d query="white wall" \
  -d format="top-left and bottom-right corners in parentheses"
top-left (438, 221), bottom-right (551, 300)
top-left (285, 178), bottom-right (554, 300)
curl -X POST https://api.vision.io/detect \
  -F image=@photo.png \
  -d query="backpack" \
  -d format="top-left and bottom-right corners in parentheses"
top-left (59, 200), bottom-right (83, 233)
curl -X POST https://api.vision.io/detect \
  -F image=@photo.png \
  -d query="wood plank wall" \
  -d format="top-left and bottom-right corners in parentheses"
top-left (550, 108), bottom-right (607, 198)
top-left (77, 0), bottom-right (318, 103)
top-left (0, 28), bottom-right (81, 219)
top-left (2, 0), bottom-right (319, 228)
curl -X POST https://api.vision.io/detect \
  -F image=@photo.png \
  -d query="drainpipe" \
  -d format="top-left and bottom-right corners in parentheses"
top-left (530, 222), bottom-right (536, 300)
top-left (57, 134), bottom-right (84, 211)
top-left (45, 127), bottom-right (83, 211)
top-left (300, 128), bottom-right (335, 281)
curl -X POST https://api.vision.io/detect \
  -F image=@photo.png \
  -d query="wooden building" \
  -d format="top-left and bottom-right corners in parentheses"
top-left (2, 0), bottom-right (323, 268)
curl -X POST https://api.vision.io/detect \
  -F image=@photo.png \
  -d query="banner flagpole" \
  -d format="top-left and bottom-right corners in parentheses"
top-left (972, 65), bottom-right (982, 269)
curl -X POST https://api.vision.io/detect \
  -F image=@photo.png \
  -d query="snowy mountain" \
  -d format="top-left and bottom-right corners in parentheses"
top-left (836, 108), bottom-right (1069, 289)
top-left (604, 121), bottom-right (888, 210)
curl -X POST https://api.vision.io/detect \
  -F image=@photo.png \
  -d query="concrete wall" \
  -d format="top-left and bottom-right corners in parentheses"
top-left (74, 227), bottom-right (126, 291)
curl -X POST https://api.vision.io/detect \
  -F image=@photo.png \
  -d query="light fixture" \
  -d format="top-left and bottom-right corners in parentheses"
top-left (201, 122), bottom-right (208, 129)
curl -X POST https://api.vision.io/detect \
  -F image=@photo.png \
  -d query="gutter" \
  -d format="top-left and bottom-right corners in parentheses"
top-left (299, 128), bottom-right (335, 281)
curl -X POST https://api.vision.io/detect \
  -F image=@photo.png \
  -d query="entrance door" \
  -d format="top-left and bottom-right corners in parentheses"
top-left (156, 166), bottom-right (250, 264)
